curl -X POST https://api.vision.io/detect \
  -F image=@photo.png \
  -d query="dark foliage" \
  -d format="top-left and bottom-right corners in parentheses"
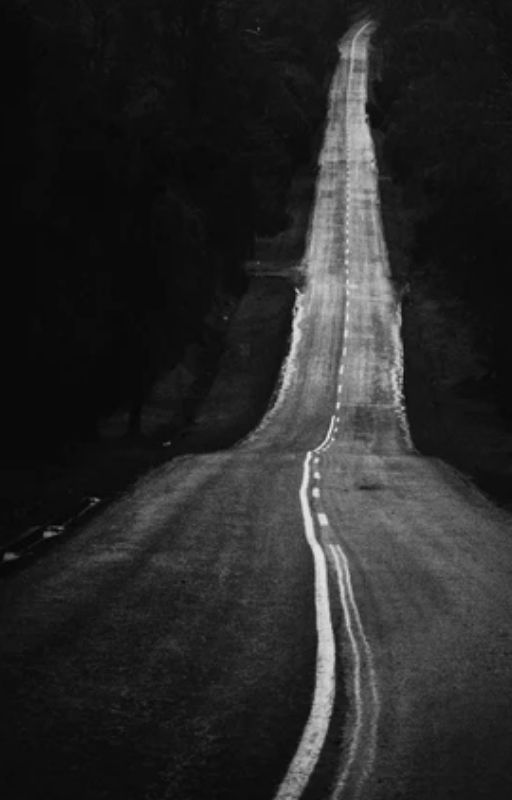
top-left (3, 0), bottom-right (348, 455)
top-left (367, 0), bottom-right (512, 413)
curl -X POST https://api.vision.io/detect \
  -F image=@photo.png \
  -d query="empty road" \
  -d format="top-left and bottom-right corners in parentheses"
top-left (2, 20), bottom-right (512, 800)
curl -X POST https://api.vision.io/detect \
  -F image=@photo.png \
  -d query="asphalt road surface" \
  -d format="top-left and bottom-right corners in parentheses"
top-left (2, 21), bottom-right (512, 800)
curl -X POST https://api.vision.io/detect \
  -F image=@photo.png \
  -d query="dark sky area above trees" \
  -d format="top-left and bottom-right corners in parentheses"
top-left (2, 0), bottom-right (349, 457)
top-left (368, 0), bottom-right (512, 413)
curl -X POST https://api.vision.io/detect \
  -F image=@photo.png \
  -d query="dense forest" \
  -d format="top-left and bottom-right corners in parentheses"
top-left (3, 0), bottom-right (351, 457)
top-left (368, 0), bottom-right (512, 415)
top-left (9, 0), bottom-right (511, 463)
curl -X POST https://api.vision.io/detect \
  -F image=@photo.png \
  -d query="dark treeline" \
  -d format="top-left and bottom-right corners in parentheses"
top-left (368, 0), bottom-right (512, 413)
top-left (3, 0), bottom-right (349, 456)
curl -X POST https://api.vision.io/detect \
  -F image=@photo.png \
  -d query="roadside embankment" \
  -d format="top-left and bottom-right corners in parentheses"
top-left (173, 168), bottom-right (314, 455)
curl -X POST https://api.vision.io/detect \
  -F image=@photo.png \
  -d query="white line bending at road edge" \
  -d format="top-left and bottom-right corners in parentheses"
top-left (273, 20), bottom-right (373, 800)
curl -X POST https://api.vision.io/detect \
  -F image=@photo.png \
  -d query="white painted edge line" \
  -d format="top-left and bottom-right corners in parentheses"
top-left (273, 453), bottom-right (336, 800)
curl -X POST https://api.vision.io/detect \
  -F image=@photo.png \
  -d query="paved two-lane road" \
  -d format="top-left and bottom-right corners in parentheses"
top-left (2, 21), bottom-right (512, 800)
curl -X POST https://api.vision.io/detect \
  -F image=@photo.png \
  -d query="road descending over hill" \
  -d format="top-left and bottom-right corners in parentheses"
top-left (2, 20), bottom-right (512, 800)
